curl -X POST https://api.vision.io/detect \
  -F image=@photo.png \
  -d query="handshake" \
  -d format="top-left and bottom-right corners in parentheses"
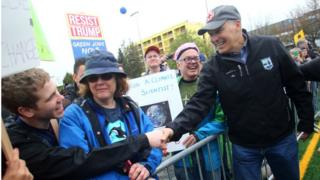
top-left (145, 128), bottom-right (174, 154)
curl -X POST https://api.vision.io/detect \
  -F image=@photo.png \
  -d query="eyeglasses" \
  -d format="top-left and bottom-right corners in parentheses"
top-left (180, 56), bottom-right (200, 63)
top-left (87, 74), bottom-right (113, 83)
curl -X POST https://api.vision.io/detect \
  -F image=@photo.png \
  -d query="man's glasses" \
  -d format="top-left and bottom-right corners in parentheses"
top-left (87, 73), bottom-right (113, 83)
top-left (180, 56), bottom-right (200, 63)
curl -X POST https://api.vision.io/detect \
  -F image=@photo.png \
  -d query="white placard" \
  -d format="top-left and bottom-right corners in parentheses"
top-left (127, 70), bottom-right (183, 128)
top-left (1, 0), bottom-right (40, 77)
top-left (127, 70), bottom-right (186, 152)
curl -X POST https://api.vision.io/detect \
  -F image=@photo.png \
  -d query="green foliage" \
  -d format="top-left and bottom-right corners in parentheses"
top-left (63, 72), bottom-right (73, 85)
top-left (166, 59), bottom-right (177, 69)
top-left (57, 85), bottom-right (64, 94)
top-left (118, 41), bottom-right (145, 78)
top-left (169, 29), bottom-right (214, 60)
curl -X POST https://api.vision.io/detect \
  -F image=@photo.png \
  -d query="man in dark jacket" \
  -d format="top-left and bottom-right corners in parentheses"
top-left (162, 5), bottom-right (314, 180)
top-left (63, 57), bottom-right (86, 107)
top-left (1, 68), bottom-right (164, 180)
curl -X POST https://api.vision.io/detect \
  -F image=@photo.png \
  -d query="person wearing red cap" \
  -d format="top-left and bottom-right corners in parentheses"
top-left (142, 45), bottom-right (167, 76)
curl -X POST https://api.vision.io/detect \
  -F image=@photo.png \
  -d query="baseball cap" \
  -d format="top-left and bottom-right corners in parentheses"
top-left (79, 50), bottom-right (126, 83)
top-left (144, 45), bottom-right (160, 58)
top-left (198, 5), bottom-right (241, 35)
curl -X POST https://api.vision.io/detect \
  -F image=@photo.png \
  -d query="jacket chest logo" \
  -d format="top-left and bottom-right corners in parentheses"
top-left (260, 57), bottom-right (273, 70)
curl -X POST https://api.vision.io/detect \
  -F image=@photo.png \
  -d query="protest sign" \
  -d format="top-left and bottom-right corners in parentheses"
top-left (2, 0), bottom-right (40, 77)
top-left (2, 0), bottom-right (41, 160)
top-left (66, 13), bottom-right (107, 60)
top-left (127, 70), bottom-right (187, 152)
top-left (127, 70), bottom-right (183, 128)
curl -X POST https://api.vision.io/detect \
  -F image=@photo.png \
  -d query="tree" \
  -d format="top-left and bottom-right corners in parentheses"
top-left (290, 0), bottom-right (320, 47)
top-left (118, 42), bottom-right (145, 78)
top-left (63, 72), bottom-right (73, 85)
top-left (117, 47), bottom-right (125, 66)
top-left (169, 29), bottom-right (214, 61)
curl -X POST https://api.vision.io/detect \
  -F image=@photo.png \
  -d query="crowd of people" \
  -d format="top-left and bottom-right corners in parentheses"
top-left (2, 4), bottom-right (319, 180)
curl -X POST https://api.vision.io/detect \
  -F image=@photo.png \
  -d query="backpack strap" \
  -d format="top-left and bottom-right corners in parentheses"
top-left (50, 119), bottom-right (59, 141)
top-left (121, 96), bottom-right (141, 133)
top-left (79, 100), bottom-right (108, 148)
top-left (121, 96), bottom-right (152, 160)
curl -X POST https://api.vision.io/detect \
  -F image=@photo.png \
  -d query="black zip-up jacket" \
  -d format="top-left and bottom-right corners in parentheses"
top-left (6, 119), bottom-right (150, 180)
top-left (300, 56), bottom-right (320, 81)
top-left (167, 30), bottom-right (314, 148)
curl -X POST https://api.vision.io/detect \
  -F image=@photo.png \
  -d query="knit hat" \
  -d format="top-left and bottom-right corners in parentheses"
top-left (198, 5), bottom-right (241, 35)
top-left (173, 42), bottom-right (200, 61)
top-left (79, 50), bottom-right (126, 83)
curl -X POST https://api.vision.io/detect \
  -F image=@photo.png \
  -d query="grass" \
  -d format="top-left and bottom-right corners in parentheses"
top-left (300, 133), bottom-right (320, 180)
top-left (303, 147), bottom-right (320, 180)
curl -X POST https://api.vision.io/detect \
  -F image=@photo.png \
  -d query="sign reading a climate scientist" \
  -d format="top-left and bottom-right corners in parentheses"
top-left (66, 13), bottom-right (107, 60)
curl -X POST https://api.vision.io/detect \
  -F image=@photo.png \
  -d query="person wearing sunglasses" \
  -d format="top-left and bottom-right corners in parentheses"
top-left (2, 68), bottom-right (163, 180)
top-left (59, 50), bottom-right (162, 180)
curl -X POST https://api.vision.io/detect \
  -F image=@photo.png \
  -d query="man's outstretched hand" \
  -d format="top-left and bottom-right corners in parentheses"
top-left (145, 128), bottom-right (174, 155)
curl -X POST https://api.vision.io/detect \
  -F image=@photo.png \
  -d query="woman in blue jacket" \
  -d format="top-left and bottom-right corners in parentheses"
top-left (59, 50), bottom-right (162, 180)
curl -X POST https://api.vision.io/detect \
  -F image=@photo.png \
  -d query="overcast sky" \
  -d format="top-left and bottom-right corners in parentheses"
top-left (31, 0), bottom-right (307, 84)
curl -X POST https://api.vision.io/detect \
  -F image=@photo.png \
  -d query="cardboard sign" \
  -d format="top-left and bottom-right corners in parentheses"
top-left (2, 0), bottom-right (40, 77)
top-left (71, 39), bottom-right (107, 59)
top-left (67, 13), bottom-right (102, 38)
top-left (127, 70), bottom-right (183, 128)
top-left (127, 70), bottom-right (187, 152)
top-left (66, 13), bottom-right (107, 60)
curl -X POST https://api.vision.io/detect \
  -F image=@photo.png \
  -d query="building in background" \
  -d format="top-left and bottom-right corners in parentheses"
top-left (136, 21), bottom-right (203, 55)
top-left (250, 8), bottom-right (320, 48)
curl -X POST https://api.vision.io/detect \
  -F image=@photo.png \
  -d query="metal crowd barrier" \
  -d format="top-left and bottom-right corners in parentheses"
top-left (154, 82), bottom-right (319, 180)
top-left (154, 134), bottom-right (229, 180)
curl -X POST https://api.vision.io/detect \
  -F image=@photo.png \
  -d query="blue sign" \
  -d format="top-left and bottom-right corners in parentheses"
top-left (71, 39), bottom-right (107, 60)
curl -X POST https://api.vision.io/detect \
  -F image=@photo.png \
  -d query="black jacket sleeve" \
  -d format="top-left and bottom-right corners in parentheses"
top-left (299, 57), bottom-right (320, 81)
top-left (9, 127), bottom-right (150, 180)
top-left (166, 59), bottom-right (218, 141)
top-left (277, 39), bottom-right (314, 133)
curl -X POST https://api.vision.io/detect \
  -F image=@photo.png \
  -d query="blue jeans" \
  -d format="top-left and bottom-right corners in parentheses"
top-left (232, 133), bottom-right (299, 180)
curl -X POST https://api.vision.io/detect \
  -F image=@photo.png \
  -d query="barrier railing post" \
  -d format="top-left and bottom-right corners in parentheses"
top-left (195, 149), bottom-right (204, 180)
top-left (207, 143), bottom-right (216, 179)
top-left (182, 157), bottom-right (189, 180)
